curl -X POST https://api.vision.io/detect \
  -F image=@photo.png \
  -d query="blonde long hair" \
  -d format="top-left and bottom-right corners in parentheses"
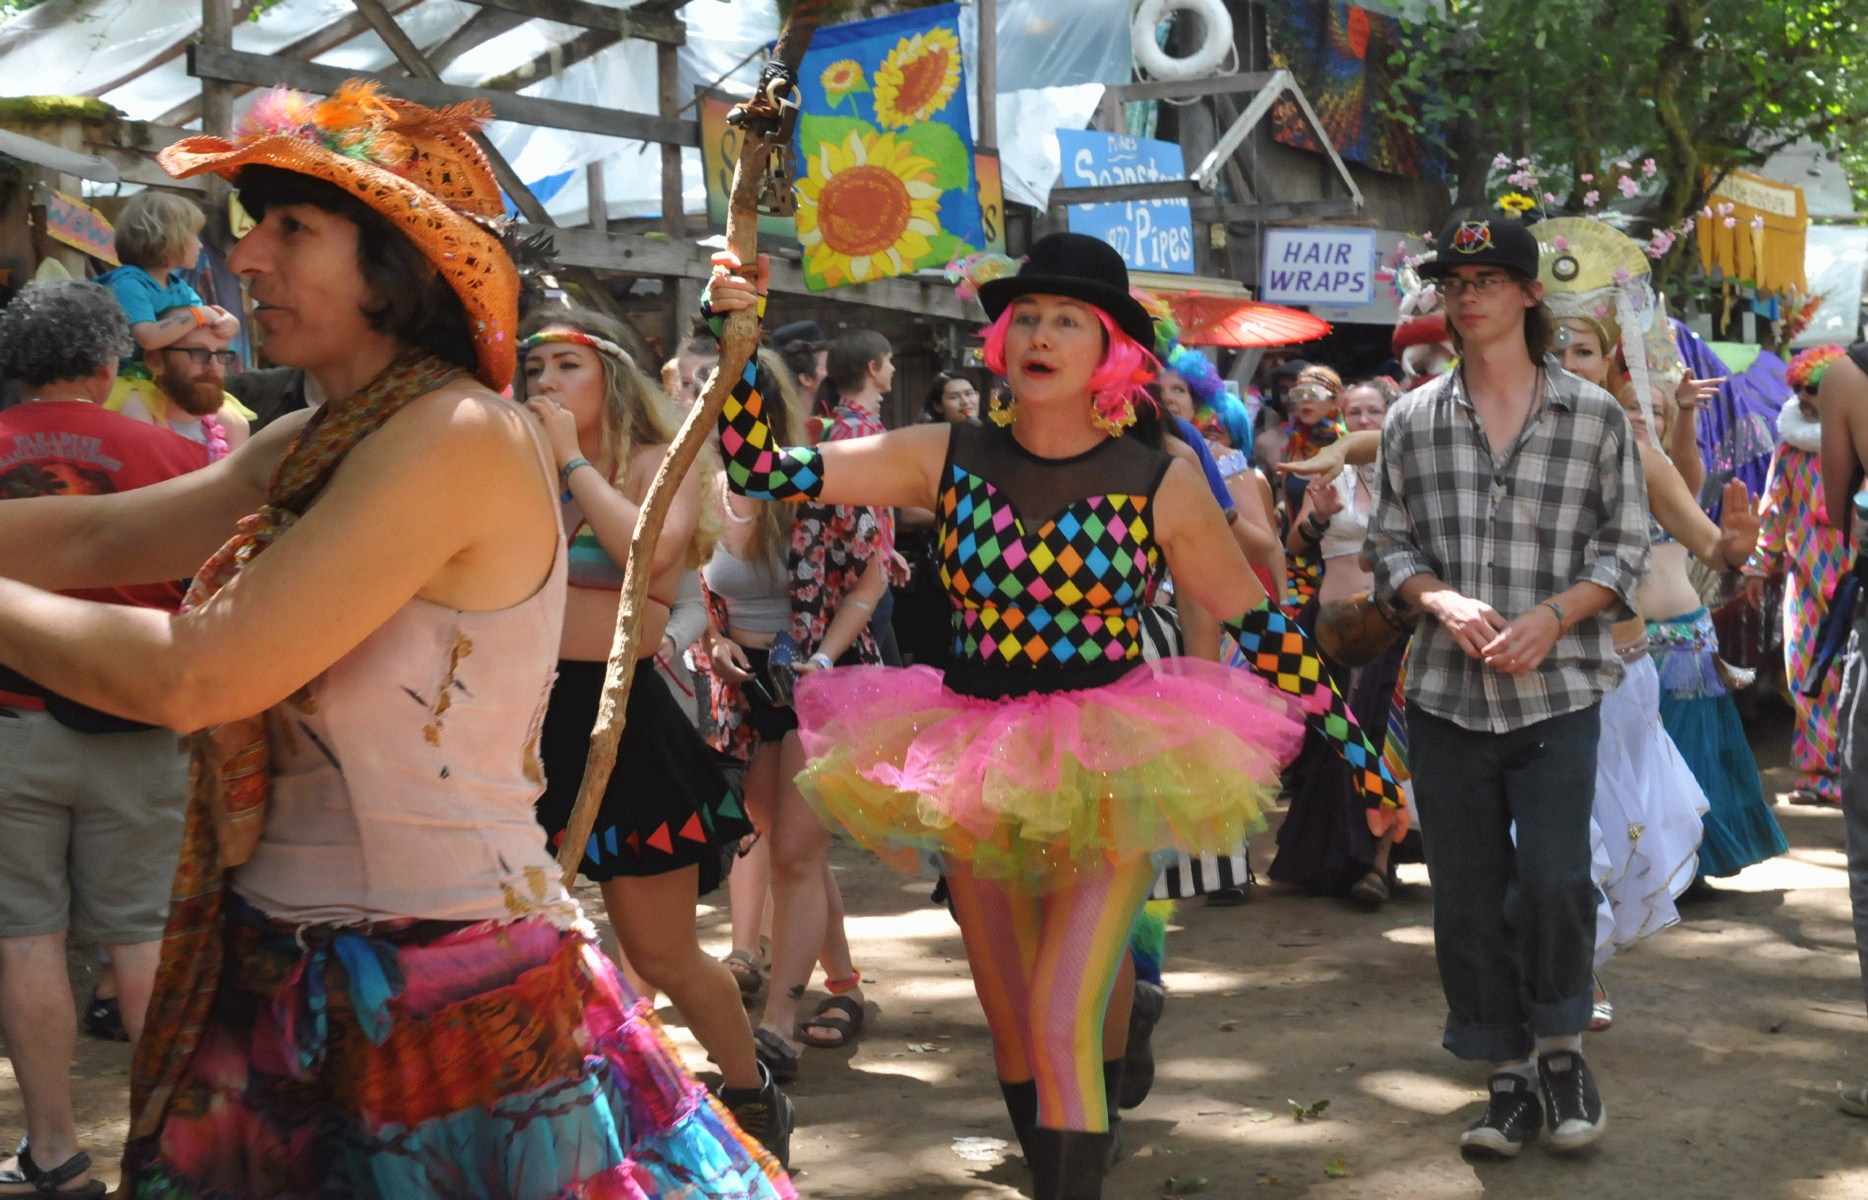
top-left (519, 306), bottom-right (721, 568)
top-left (742, 348), bottom-right (805, 577)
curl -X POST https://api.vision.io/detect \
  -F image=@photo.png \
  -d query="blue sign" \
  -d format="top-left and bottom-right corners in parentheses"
top-left (1055, 130), bottom-right (1195, 275)
top-left (1261, 228), bottom-right (1377, 305)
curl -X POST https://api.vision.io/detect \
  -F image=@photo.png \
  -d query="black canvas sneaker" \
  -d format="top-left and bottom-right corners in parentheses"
top-left (1459, 1070), bottom-right (1543, 1159)
top-left (718, 1062), bottom-right (795, 1169)
top-left (1538, 1050), bottom-right (1607, 1151)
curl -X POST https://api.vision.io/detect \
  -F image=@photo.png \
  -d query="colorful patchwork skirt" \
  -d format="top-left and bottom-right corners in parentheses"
top-left (125, 895), bottom-right (794, 1200)
top-left (1647, 608), bottom-right (1788, 879)
top-left (791, 658), bottom-right (1304, 894)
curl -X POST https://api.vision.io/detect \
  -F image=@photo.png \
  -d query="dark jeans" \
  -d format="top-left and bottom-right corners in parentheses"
top-left (1407, 701), bottom-right (1601, 1062)
top-left (1836, 608), bottom-right (1868, 1014)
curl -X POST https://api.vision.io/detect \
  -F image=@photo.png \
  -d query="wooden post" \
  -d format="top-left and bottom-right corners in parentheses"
top-left (587, 160), bottom-right (608, 231)
top-left (658, 41), bottom-right (682, 237)
top-left (975, 0), bottom-right (996, 152)
top-left (201, 0), bottom-right (234, 226)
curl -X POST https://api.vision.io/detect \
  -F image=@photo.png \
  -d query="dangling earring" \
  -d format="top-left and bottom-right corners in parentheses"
top-left (987, 389), bottom-right (1016, 426)
top-left (1090, 390), bottom-right (1137, 436)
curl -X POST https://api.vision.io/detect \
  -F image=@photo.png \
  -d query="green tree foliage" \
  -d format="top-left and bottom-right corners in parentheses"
top-left (1379, 0), bottom-right (1868, 240)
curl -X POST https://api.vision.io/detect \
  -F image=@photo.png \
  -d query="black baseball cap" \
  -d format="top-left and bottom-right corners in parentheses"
top-left (1272, 358), bottom-right (1312, 378)
top-left (1417, 217), bottom-right (1540, 281)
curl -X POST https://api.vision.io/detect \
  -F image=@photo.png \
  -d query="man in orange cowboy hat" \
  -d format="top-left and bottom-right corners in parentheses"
top-left (0, 83), bottom-right (793, 1198)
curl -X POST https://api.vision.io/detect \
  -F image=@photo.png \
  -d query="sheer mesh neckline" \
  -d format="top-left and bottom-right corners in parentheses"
top-left (946, 421), bottom-right (1172, 533)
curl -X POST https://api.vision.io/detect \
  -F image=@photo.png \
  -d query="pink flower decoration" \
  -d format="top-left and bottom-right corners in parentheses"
top-left (1613, 267), bottom-right (1632, 284)
top-left (1516, 157), bottom-right (1531, 167)
top-left (1583, 189), bottom-right (1600, 207)
top-left (1681, 217), bottom-right (1695, 234)
top-left (1751, 214), bottom-right (1765, 230)
top-left (1493, 153), bottom-right (1511, 170)
top-left (1642, 158), bottom-right (1658, 178)
top-left (1723, 216), bottom-right (1737, 229)
top-left (1552, 235), bottom-right (1571, 251)
top-left (1580, 173), bottom-right (1594, 183)
top-left (1617, 175), bottom-right (1639, 198)
top-left (1544, 191), bottom-right (1557, 203)
top-left (1614, 160), bottom-right (1630, 170)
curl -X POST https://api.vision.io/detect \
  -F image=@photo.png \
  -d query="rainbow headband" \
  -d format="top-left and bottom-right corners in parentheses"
top-left (522, 329), bottom-right (633, 365)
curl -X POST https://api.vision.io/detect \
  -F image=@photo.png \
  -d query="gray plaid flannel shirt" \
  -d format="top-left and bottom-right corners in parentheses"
top-left (1365, 361), bottom-right (1650, 733)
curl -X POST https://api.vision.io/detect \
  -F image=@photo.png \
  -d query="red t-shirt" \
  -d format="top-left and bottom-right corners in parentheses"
top-left (0, 400), bottom-right (210, 611)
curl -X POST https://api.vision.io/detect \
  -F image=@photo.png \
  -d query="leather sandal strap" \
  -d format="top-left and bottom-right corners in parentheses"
top-left (14, 1144), bottom-right (92, 1191)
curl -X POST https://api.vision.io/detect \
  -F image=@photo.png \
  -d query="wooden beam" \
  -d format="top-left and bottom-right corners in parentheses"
top-left (455, 0), bottom-right (683, 45)
top-left (1107, 73), bottom-right (1275, 103)
top-left (1050, 180), bottom-right (1204, 206)
top-left (975, 0), bottom-right (997, 152)
top-left (1195, 197), bottom-right (1359, 224)
top-left (81, 144), bottom-right (206, 191)
top-left (533, 225), bottom-right (983, 322)
top-left (587, 160), bottom-right (607, 230)
top-left (657, 41), bottom-right (682, 238)
top-left (155, 0), bottom-right (425, 128)
top-left (477, 29), bottom-right (621, 92)
top-left (189, 45), bottom-right (701, 145)
top-left (350, 0), bottom-right (552, 227)
top-left (425, 8), bottom-right (531, 74)
top-left (201, 0), bottom-right (234, 138)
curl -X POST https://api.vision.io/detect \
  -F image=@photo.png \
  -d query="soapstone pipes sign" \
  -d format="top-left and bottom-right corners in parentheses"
top-left (1055, 129), bottom-right (1196, 274)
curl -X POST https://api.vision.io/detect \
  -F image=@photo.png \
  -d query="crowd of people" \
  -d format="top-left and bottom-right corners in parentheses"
top-left (0, 82), bottom-right (1861, 1200)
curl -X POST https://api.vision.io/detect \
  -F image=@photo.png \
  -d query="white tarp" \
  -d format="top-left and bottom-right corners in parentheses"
top-left (1793, 224), bottom-right (1868, 349)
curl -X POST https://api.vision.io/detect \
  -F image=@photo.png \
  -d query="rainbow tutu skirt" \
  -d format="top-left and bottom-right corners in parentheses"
top-left (793, 658), bottom-right (1305, 893)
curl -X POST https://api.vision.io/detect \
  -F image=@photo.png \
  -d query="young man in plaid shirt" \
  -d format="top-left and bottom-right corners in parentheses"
top-left (1365, 217), bottom-right (1649, 1158)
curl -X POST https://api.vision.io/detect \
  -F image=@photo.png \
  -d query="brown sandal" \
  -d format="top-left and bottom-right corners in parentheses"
top-left (798, 994), bottom-right (865, 1049)
top-left (723, 949), bottom-right (764, 998)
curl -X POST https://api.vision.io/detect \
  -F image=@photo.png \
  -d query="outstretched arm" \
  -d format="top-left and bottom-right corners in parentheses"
top-left (1644, 442), bottom-right (1756, 571)
top-left (704, 253), bottom-right (945, 511)
top-left (0, 409), bottom-right (304, 592)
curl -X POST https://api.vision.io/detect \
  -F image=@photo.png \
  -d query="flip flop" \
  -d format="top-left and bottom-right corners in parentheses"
top-left (1349, 869), bottom-right (1389, 905)
top-left (1588, 974), bottom-right (1613, 1032)
top-left (798, 994), bottom-right (864, 1049)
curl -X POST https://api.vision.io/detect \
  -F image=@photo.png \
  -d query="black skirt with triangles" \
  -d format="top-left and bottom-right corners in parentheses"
top-left (535, 657), bottom-right (752, 892)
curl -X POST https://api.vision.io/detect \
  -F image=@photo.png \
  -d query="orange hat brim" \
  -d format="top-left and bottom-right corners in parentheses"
top-left (160, 134), bottom-right (518, 392)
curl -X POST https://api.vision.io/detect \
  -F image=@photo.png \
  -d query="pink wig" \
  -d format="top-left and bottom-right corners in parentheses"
top-left (981, 301), bottom-right (1161, 421)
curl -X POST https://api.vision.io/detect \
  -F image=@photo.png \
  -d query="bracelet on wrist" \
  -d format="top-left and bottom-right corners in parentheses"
top-left (1541, 599), bottom-right (1566, 631)
top-left (808, 652), bottom-right (835, 671)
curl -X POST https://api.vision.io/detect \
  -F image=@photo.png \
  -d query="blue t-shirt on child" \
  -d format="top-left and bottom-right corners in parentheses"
top-left (97, 264), bottom-right (202, 327)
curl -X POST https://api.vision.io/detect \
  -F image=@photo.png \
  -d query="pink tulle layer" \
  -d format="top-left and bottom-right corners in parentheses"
top-left (793, 658), bottom-right (1305, 890)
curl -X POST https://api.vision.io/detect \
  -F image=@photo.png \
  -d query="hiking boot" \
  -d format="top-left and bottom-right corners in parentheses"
top-left (719, 1062), bottom-right (795, 1169)
top-left (1120, 981), bottom-right (1164, 1110)
top-left (1538, 1050), bottom-right (1606, 1152)
top-left (1459, 1069), bottom-right (1543, 1159)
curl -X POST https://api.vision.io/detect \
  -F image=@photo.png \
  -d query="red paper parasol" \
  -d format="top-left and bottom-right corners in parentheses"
top-left (1168, 293), bottom-right (1331, 347)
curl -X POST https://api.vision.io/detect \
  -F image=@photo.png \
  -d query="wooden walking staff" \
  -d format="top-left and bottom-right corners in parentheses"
top-left (557, 2), bottom-right (827, 885)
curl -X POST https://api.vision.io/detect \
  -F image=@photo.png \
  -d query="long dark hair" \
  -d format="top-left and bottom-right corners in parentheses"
top-left (921, 370), bottom-right (979, 422)
top-left (1442, 275), bottom-right (1557, 364)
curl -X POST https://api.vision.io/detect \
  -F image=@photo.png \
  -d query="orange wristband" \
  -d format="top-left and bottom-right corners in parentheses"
top-left (190, 306), bottom-right (209, 328)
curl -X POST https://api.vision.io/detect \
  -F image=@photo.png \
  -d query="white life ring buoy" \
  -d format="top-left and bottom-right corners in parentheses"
top-left (1132, 0), bottom-right (1233, 82)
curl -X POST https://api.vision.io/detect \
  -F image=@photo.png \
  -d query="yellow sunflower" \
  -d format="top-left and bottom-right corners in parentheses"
top-left (872, 26), bottom-right (962, 129)
top-left (821, 59), bottom-right (868, 108)
top-left (1496, 191), bottom-right (1537, 216)
top-left (796, 130), bottom-right (943, 287)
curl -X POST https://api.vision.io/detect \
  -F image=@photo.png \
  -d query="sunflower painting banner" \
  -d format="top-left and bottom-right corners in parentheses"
top-left (793, 4), bottom-right (985, 292)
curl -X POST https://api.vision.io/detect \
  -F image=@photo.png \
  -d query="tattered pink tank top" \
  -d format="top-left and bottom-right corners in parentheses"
top-left (234, 423), bottom-right (573, 925)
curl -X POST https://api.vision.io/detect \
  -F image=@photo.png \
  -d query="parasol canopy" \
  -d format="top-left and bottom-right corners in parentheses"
top-left (1167, 293), bottom-right (1331, 347)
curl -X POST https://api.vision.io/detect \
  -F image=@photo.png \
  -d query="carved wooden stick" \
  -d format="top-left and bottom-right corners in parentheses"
top-left (557, 4), bottom-right (826, 884)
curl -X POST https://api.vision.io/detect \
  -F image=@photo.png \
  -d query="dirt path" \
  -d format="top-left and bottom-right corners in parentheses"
top-left (22, 706), bottom-right (1868, 1198)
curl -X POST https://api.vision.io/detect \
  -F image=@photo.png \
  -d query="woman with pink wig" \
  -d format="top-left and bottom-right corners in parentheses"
top-left (704, 233), bottom-right (1303, 1200)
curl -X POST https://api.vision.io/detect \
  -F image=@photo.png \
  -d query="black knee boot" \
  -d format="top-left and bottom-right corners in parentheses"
top-left (1101, 1058), bottom-right (1126, 1172)
top-left (1026, 1127), bottom-right (1113, 1200)
top-left (999, 1078), bottom-right (1038, 1164)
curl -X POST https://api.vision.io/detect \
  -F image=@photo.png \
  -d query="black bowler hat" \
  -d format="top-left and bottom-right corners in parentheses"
top-left (770, 319), bottom-right (825, 346)
top-left (1417, 217), bottom-right (1540, 281)
top-left (978, 233), bottom-right (1158, 351)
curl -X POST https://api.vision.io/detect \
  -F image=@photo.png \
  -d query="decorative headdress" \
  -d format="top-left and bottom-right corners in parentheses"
top-left (1786, 344), bottom-right (1845, 392)
top-left (158, 82), bottom-right (521, 391)
top-left (522, 328), bottom-right (634, 366)
top-left (1529, 217), bottom-right (1684, 454)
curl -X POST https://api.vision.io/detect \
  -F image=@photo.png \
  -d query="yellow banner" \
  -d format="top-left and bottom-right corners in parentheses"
top-left (1697, 169), bottom-right (1806, 295)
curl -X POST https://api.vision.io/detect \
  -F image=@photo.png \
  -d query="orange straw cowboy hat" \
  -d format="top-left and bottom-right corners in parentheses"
top-left (158, 82), bottom-right (521, 391)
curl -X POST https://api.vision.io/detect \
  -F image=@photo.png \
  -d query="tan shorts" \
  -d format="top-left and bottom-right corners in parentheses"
top-left (0, 707), bottom-right (189, 942)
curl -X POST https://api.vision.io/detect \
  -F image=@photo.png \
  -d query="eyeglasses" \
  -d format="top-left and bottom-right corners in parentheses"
top-left (158, 347), bottom-right (240, 368)
top-left (1437, 275), bottom-right (1516, 298)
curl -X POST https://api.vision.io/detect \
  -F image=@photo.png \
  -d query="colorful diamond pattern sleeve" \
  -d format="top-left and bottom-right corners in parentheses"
top-left (1226, 601), bottom-right (1410, 836)
top-left (938, 463), bottom-right (1161, 668)
top-left (702, 292), bottom-right (825, 502)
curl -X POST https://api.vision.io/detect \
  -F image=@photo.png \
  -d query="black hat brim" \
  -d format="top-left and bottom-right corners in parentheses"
top-left (978, 275), bottom-right (1158, 356)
